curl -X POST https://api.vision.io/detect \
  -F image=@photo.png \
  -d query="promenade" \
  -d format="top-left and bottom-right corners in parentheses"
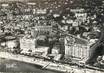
top-left (0, 52), bottom-right (104, 73)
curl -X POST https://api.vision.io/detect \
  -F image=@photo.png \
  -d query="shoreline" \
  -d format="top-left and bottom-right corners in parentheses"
top-left (0, 52), bottom-right (104, 73)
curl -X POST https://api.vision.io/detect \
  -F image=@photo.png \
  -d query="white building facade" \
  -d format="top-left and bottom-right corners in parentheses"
top-left (64, 36), bottom-right (90, 63)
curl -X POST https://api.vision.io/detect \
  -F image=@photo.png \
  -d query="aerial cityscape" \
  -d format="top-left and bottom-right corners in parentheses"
top-left (0, 0), bottom-right (104, 73)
